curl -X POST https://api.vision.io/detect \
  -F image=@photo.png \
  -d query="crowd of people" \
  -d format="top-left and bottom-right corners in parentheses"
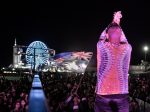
top-left (129, 73), bottom-right (150, 112)
top-left (41, 72), bottom-right (96, 112)
top-left (0, 74), bottom-right (32, 112)
top-left (129, 73), bottom-right (150, 102)
top-left (0, 71), bottom-right (150, 112)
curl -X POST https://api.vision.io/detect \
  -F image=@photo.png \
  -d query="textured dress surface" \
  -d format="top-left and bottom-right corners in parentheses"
top-left (96, 41), bottom-right (132, 95)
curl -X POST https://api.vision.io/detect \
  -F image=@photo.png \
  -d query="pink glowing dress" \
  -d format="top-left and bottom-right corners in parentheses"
top-left (95, 28), bottom-right (132, 95)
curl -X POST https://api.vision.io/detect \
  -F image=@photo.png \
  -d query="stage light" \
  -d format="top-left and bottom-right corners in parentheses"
top-left (143, 46), bottom-right (149, 52)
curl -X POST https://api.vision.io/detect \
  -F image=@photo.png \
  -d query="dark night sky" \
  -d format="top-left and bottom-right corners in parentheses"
top-left (0, 0), bottom-right (150, 67)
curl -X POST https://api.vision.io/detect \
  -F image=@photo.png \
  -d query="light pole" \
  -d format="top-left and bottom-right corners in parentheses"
top-left (143, 46), bottom-right (149, 61)
top-left (143, 46), bottom-right (149, 112)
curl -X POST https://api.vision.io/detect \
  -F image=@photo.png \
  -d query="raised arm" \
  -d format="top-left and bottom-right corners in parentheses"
top-left (112, 11), bottom-right (128, 43)
top-left (99, 11), bottom-right (128, 43)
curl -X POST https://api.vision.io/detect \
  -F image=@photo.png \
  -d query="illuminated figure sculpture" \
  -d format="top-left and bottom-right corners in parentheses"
top-left (95, 11), bottom-right (132, 112)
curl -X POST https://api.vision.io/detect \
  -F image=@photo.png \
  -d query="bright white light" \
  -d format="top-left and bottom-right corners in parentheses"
top-left (81, 63), bottom-right (86, 68)
top-left (144, 46), bottom-right (149, 52)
